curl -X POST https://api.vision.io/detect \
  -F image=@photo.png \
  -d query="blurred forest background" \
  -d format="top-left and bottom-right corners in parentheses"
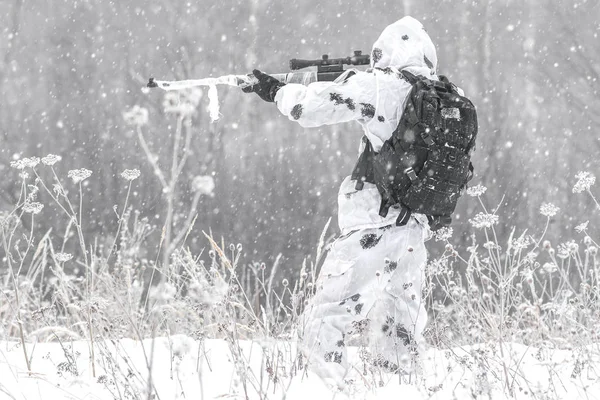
top-left (1, 0), bottom-right (599, 277)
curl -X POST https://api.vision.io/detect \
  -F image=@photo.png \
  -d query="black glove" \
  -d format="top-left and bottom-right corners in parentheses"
top-left (242, 69), bottom-right (285, 103)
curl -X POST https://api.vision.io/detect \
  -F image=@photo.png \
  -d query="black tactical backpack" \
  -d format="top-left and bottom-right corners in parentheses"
top-left (351, 71), bottom-right (477, 230)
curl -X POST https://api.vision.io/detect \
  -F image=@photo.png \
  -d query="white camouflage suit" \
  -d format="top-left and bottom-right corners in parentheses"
top-left (274, 16), bottom-right (436, 381)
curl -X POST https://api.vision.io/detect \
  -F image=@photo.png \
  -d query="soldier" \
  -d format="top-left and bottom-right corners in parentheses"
top-left (244, 16), bottom-right (447, 386)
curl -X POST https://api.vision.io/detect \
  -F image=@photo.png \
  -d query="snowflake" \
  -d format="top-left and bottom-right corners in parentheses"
top-left (10, 157), bottom-right (40, 170)
top-left (191, 175), bottom-right (215, 196)
top-left (466, 184), bottom-right (487, 197)
top-left (573, 171), bottom-right (595, 193)
top-left (539, 202), bottom-right (560, 217)
top-left (575, 221), bottom-right (589, 233)
top-left (68, 168), bottom-right (92, 184)
top-left (469, 212), bottom-right (499, 229)
top-left (54, 253), bottom-right (73, 263)
top-left (123, 105), bottom-right (149, 126)
top-left (41, 154), bottom-right (62, 166)
top-left (22, 202), bottom-right (44, 215)
top-left (121, 169), bottom-right (141, 181)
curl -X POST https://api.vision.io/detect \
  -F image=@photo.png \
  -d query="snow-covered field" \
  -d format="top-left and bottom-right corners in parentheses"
top-left (1, 336), bottom-right (599, 399)
top-left (3, 159), bottom-right (600, 400)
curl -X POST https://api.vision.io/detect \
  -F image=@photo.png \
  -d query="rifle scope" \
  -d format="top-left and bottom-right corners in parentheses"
top-left (289, 50), bottom-right (370, 71)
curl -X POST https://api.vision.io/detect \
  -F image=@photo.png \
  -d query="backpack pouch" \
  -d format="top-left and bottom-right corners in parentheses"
top-left (401, 148), bottom-right (470, 216)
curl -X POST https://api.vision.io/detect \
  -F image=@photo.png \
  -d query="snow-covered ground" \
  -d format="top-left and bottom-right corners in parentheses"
top-left (1, 336), bottom-right (598, 400)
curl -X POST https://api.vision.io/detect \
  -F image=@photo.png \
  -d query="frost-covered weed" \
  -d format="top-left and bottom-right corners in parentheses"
top-left (1, 154), bottom-right (316, 397)
top-left (4, 159), bottom-right (600, 398)
top-left (67, 168), bottom-right (92, 183)
top-left (120, 168), bottom-right (141, 181)
top-left (539, 202), bottom-right (560, 217)
top-left (425, 182), bottom-right (600, 397)
top-left (41, 154), bottom-right (62, 166)
top-left (573, 171), bottom-right (596, 193)
top-left (468, 212), bottom-right (499, 229)
top-left (123, 105), bottom-right (149, 127)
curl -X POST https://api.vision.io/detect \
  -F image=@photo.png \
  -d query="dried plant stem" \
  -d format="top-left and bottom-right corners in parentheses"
top-left (1, 182), bottom-right (33, 373)
top-left (136, 126), bottom-right (168, 188)
top-left (587, 189), bottom-right (600, 210)
top-left (106, 181), bottom-right (133, 264)
top-left (87, 249), bottom-right (96, 378)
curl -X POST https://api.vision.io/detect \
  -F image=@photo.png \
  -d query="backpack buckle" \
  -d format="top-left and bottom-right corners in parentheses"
top-left (420, 129), bottom-right (435, 146)
top-left (405, 167), bottom-right (418, 182)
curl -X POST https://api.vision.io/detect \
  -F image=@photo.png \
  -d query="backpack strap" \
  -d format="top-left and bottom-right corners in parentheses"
top-left (400, 70), bottom-right (420, 85)
top-left (438, 75), bottom-right (459, 93)
top-left (378, 192), bottom-right (412, 227)
top-left (351, 136), bottom-right (375, 190)
top-left (396, 207), bottom-right (412, 226)
top-left (427, 215), bottom-right (452, 231)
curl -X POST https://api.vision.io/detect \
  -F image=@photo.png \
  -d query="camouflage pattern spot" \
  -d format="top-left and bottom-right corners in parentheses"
top-left (336, 340), bottom-right (345, 348)
top-left (373, 354), bottom-right (400, 373)
top-left (344, 97), bottom-right (356, 111)
top-left (396, 324), bottom-right (414, 347)
top-left (329, 92), bottom-right (344, 105)
top-left (371, 47), bottom-right (383, 64)
top-left (360, 233), bottom-right (382, 249)
top-left (291, 104), bottom-right (303, 120)
top-left (340, 293), bottom-right (361, 306)
top-left (349, 319), bottom-right (369, 335)
top-left (324, 351), bottom-right (343, 364)
top-left (402, 34), bottom-right (409, 41)
top-left (359, 103), bottom-right (375, 119)
top-left (382, 316), bottom-right (395, 335)
top-left (330, 93), bottom-right (356, 111)
top-left (355, 303), bottom-right (364, 315)
top-left (378, 115), bottom-right (385, 122)
top-left (384, 261), bottom-right (398, 273)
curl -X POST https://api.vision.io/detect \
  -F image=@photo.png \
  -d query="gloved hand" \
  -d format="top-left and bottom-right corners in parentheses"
top-left (242, 69), bottom-right (285, 103)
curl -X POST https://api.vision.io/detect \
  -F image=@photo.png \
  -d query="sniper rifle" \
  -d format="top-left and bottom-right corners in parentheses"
top-left (146, 50), bottom-right (371, 91)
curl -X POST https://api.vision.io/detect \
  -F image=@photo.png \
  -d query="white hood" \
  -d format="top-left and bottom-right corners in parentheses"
top-left (370, 16), bottom-right (438, 78)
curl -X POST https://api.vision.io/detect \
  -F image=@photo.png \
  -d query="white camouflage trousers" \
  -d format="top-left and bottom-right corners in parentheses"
top-left (300, 217), bottom-right (428, 381)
